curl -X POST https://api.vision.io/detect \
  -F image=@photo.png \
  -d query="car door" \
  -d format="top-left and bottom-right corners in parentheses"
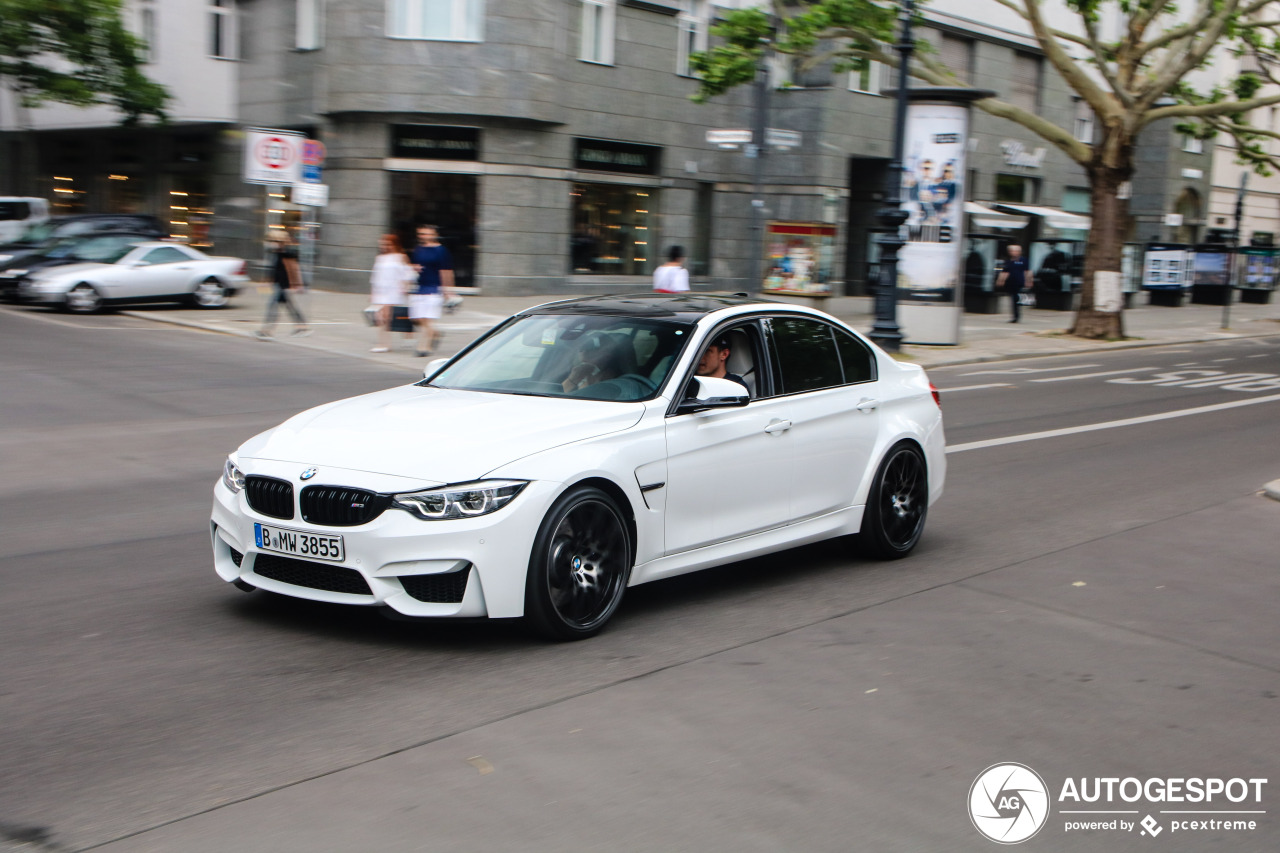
top-left (765, 315), bottom-right (882, 523)
top-left (130, 246), bottom-right (197, 297)
top-left (662, 321), bottom-right (796, 554)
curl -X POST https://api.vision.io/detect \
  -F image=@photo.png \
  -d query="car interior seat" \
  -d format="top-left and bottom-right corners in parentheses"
top-left (722, 329), bottom-right (756, 397)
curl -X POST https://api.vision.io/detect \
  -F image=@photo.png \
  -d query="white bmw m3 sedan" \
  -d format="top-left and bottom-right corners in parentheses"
top-left (211, 294), bottom-right (945, 639)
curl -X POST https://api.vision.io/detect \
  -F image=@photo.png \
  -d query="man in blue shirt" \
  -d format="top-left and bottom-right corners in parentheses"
top-left (996, 243), bottom-right (1029, 323)
top-left (409, 224), bottom-right (456, 356)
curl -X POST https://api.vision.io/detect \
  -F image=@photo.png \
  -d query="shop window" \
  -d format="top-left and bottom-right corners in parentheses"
top-left (389, 172), bottom-right (479, 288)
top-left (571, 183), bottom-right (656, 276)
top-left (995, 174), bottom-right (1040, 204)
top-left (581, 0), bottom-right (616, 65)
top-left (297, 0), bottom-right (325, 50)
top-left (388, 0), bottom-right (484, 42)
top-left (1010, 52), bottom-right (1041, 113)
top-left (1062, 186), bottom-right (1091, 215)
top-left (209, 0), bottom-right (237, 59)
top-left (677, 2), bottom-right (709, 77)
top-left (1181, 135), bottom-right (1204, 154)
top-left (938, 34), bottom-right (972, 84)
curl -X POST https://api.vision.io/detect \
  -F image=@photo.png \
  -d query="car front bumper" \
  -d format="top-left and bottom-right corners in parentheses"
top-left (210, 460), bottom-right (557, 620)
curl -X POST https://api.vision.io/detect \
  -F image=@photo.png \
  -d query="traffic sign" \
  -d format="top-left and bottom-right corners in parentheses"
top-left (292, 183), bottom-right (329, 207)
top-left (301, 164), bottom-right (323, 184)
top-left (301, 139), bottom-right (326, 166)
top-left (243, 128), bottom-right (303, 185)
top-left (706, 129), bottom-right (753, 147)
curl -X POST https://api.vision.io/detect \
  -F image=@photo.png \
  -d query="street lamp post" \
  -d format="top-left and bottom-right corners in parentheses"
top-left (746, 17), bottom-right (774, 294)
top-left (868, 0), bottom-right (916, 352)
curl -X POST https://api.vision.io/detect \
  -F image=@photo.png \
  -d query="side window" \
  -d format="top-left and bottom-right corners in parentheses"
top-left (769, 318), bottom-right (842, 394)
top-left (834, 328), bottom-right (877, 383)
top-left (140, 247), bottom-right (191, 265)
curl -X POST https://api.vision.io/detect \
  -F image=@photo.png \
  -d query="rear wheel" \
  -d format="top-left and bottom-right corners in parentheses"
top-left (66, 283), bottom-right (103, 314)
top-left (525, 486), bottom-right (631, 640)
top-left (192, 277), bottom-right (228, 308)
top-left (858, 442), bottom-right (928, 559)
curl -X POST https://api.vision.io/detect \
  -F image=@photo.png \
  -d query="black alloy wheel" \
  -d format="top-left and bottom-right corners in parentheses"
top-left (526, 486), bottom-right (631, 640)
top-left (859, 442), bottom-right (928, 559)
top-left (65, 283), bottom-right (103, 314)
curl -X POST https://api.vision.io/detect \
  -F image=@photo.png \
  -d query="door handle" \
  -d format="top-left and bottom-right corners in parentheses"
top-left (764, 419), bottom-right (792, 435)
top-left (856, 398), bottom-right (880, 413)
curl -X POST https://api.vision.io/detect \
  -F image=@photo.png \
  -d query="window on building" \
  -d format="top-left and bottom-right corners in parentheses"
top-left (848, 60), bottom-right (882, 94)
top-left (1181, 134), bottom-right (1204, 154)
top-left (570, 183), bottom-right (656, 275)
top-left (1010, 52), bottom-right (1041, 113)
top-left (581, 0), bottom-right (616, 64)
top-left (1062, 186), bottom-right (1091, 214)
top-left (297, 0), bottom-right (325, 50)
top-left (387, 0), bottom-right (485, 41)
top-left (995, 174), bottom-right (1040, 204)
top-left (677, 2), bottom-right (709, 77)
top-left (938, 33), bottom-right (973, 84)
top-left (209, 0), bottom-right (237, 59)
top-left (138, 2), bottom-right (157, 63)
top-left (1074, 98), bottom-right (1095, 144)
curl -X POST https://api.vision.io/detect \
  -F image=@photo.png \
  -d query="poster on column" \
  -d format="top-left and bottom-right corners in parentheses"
top-left (897, 103), bottom-right (969, 304)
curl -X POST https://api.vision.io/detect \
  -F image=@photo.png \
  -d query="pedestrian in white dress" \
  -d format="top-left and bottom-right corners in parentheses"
top-left (653, 245), bottom-right (690, 293)
top-left (369, 234), bottom-right (414, 352)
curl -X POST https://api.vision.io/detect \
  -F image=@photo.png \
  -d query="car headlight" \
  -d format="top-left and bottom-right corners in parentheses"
top-left (391, 480), bottom-right (527, 521)
top-left (222, 458), bottom-right (245, 493)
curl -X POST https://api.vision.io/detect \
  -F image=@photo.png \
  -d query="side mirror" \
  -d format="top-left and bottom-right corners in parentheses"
top-left (423, 357), bottom-right (449, 380)
top-left (676, 376), bottom-right (750, 414)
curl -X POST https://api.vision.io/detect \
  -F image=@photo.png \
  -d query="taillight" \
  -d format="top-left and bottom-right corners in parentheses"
top-left (235, 261), bottom-right (246, 275)
top-left (929, 382), bottom-right (941, 408)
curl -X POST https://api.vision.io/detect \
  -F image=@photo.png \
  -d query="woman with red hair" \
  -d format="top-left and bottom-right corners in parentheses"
top-left (369, 233), bottom-right (414, 352)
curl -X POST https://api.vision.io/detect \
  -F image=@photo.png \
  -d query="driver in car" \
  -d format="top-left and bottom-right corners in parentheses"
top-left (696, 335), bottom-right (747, 390)
top-left (562, 334), bottom-right (629, 392)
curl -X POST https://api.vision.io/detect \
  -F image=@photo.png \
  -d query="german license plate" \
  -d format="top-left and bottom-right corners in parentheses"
top-left (254, 523), bottom-right (345, 563)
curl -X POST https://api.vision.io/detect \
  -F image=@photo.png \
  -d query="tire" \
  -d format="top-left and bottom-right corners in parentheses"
top-left (525, 486), bottom-right (632, 640)
top-left (65, 283), bottom-right (103, 314)
top-left (858, 442), bottom-right (928, 560)
top-left (192, 277), bottom-right (228, 309)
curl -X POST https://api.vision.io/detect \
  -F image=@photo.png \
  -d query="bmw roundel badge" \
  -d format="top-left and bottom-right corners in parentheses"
top-left (300, 467), bottom-right (318, 480)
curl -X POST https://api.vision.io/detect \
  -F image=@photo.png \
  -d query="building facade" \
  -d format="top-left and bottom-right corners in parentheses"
top-left (0, 0), bottom-right (1212, 298)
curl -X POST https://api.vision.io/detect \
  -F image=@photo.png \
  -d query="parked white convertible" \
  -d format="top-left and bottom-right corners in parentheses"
top-left (211, 294), bottom-right (946, 639)
top-left (20, 241), bottom-right (248, 312)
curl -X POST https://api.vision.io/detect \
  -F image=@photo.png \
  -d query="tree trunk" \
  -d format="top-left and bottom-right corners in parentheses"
top-left (1071, 162), bottom-right (1129, 339)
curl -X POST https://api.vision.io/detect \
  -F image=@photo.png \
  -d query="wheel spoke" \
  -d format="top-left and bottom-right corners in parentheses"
top-left (544, 499), bottom-right (626, 630)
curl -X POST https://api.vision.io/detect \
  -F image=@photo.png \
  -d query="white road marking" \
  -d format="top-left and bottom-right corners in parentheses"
top-left (961, 363), bottom-right (1100, 376)
top-left (937, 383), bottom-right (1014, 393)
top-left (1212, 357), bottom-right (1236, 363)
top-left (946, 393), bottom-right (1280, 454)
top-left (1029, 367), bottom-right (1156, 383)
top-left (1248, 353), bottom-right (1271, 359)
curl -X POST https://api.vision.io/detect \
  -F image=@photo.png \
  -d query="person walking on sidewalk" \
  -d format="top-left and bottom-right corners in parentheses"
top-left (408, 224), bottom-right (456, 357)
top-left (653, 245), bottom-right (690, 293)
top-left (996, 243), bottom-right (1029, 323)
top-left (256, 235), bottom-right (310, 339)
top-left (369, 233), bottom-right (414, 352)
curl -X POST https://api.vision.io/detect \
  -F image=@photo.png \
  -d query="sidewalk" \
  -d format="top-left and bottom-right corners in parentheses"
top-left (120, 284), bottom-right (1280, 374)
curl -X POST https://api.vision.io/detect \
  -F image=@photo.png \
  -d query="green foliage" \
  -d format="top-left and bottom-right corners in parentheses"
top-left (0, 0), bottom-right (168, 123)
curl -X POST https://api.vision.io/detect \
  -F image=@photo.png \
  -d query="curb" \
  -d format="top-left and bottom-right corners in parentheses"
top-left (1264, 480), bottom-right (1280, 503)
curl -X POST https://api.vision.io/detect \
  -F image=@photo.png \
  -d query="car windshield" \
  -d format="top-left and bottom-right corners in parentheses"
top-left (75, 238), bottom-right (141, 262)
top-left (425, 313), bottom-right (695, 402)
top-left (15, 221), bottom-right (56, 244)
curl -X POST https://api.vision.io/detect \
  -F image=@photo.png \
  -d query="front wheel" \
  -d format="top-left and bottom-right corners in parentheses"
top-left (65, 283), bottom-right (103, 314)
top-left (192, 277), bottom-right (228, 308)
top-left (858, 442), bottom-right (928, 560)
top-left (525, 486), bottom-right (631, 640)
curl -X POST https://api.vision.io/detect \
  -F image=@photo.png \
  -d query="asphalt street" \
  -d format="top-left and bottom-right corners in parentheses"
top-left (1, 303), bottom-right (1278, 852)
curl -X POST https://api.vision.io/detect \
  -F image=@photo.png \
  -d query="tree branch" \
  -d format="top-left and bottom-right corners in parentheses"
top-left (1021, 0), bottom-right (1119, 121)
top-left (1136, 0), bottom-right (1243, 111)
top-left (1141, 90), bottom-right (1280, 125)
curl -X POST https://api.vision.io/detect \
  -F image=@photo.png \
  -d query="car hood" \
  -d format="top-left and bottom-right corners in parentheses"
top-left (238, 384), bottom-right (645, 484)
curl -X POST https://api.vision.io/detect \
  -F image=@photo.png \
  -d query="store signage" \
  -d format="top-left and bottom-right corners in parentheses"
top-left (706, 129), bottom-right (753, 147)
top-left (574, 139), bottom-right (661, 175)
top-left (391, 125), bottom-right (480, 160)
top-left (1000, 140), bottom-right (1047, 169)
top-left (243, 128), bottom-right (304, 185)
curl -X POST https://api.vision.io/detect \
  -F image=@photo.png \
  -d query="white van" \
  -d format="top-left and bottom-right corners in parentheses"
top-left (0, 198), bottom-right (51, 244)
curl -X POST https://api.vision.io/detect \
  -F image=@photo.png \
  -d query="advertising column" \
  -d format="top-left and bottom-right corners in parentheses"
top-left (896, 91), bottom-right (989, 344)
